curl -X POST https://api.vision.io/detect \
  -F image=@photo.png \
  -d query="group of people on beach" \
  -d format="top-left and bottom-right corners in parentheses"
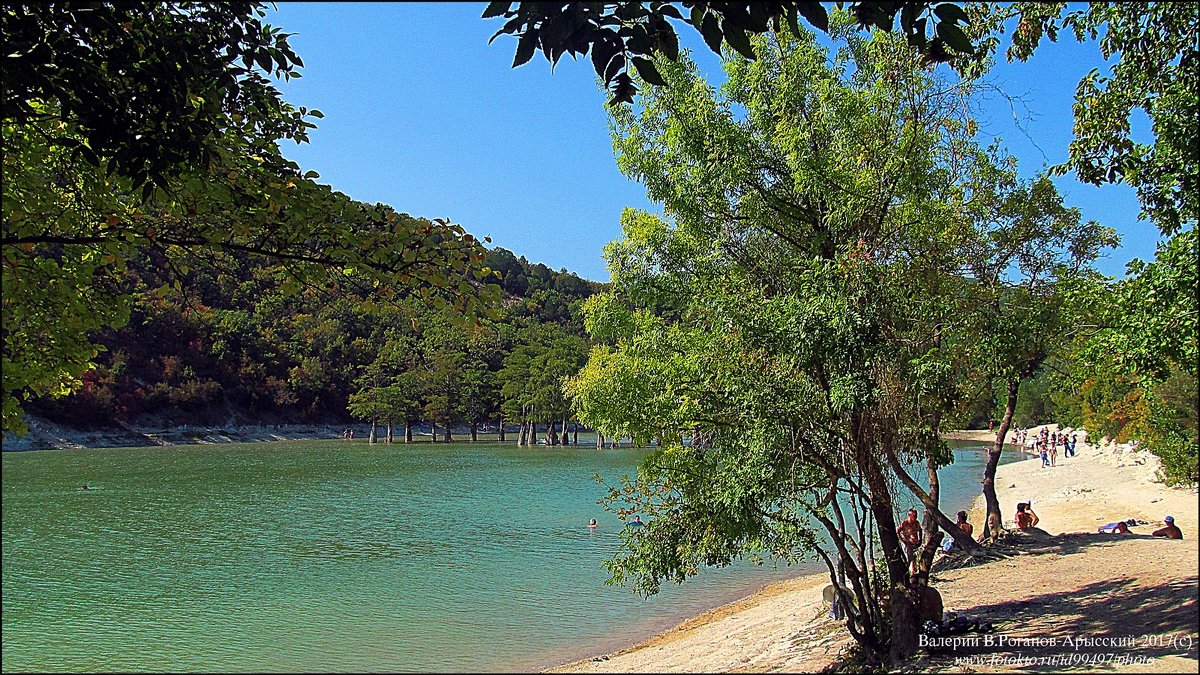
top-left (898, 498), bottom-right (1182, 569)
top-left (1011, 426), bottom-right (1077, 467)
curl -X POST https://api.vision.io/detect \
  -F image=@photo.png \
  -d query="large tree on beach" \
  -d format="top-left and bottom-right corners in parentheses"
top-left (952, 168), bottom-right (1116, 538)
top-left (563, 16), bottom-right (1056, 662)
top-left (2, 2), bottom-right (498, 435)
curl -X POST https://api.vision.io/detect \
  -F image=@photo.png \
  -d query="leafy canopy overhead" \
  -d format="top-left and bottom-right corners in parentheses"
top-left (485, 1), bottom-right (976, 104)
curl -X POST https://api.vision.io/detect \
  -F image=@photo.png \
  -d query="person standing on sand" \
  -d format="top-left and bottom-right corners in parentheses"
top-left (1040, 441), bottom-right (1050, 468)
top-left (897, 509), bottom-right (922, 570)
top-left (1048, 442), bottom-right (1058, 466)
top-left (1152, 515), bottom-right (1183, 539)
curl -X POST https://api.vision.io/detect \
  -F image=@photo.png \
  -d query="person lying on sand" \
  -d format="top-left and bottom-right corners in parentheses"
top-left (1014, 502), bottom-right (1039, 529)
top-left (1152, 515), bottom-right (1183, 539)
top-left (1097, 520), bottom-right (1132, 534)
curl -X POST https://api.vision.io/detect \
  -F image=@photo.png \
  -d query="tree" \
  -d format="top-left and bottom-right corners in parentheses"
top-left (2, 2), bottom-right (499, 435)
top-left (979, 2), bottom-right (1198, 481)
top-left (566, 18), bottom-right (1022, 663)
top-left (485, 2), bottom-right (978, 104)
top-left (950, 167), bottom-right (1116, 537)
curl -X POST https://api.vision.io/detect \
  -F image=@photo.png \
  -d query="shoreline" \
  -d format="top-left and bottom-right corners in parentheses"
top-left (550, 425), bottom-right (1199, 673)
top-left (3, 416), bottom-right (1008, 453)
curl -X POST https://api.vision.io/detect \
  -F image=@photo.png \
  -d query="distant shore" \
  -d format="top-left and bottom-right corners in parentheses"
top-left (2, 416), bottom-right (1009, 453)
top-left (1, 415), bottom-right (569, 452)
top-left (551, 425), bottom-right (1199, 673)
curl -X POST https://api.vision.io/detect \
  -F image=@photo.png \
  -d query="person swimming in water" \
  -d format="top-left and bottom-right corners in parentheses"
top-left (627, 515), bottom-right (643, 528)
top-left (80, 485), bottom-right (90, 490)
top-left (588, 518), bottom-right (597, 528)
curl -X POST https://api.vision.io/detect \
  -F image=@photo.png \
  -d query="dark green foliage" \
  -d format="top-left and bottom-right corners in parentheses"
top-left (485, 2), bottom-right (975, 104)
top-left (2, 2), bottom-right (498, 434)
top-left (2, 2), bottom-right (310, 195)
top-left (28, 246), bottom-right (599, 432)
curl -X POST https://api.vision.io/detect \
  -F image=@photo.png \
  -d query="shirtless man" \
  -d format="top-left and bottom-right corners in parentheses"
top-left (1015, 502), bottom-right (1039, 529)
top-left (1152, 515), bottom-right (1183, 539)
top-left (897, 509), bottom-right (922, 569)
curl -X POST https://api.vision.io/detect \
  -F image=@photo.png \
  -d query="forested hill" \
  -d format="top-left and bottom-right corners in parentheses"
top-left (27, 241), bottom-right (603, 433)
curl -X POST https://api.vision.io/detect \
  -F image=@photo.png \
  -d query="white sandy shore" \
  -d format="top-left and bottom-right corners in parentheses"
top-left (552, 426), bottom-right (1199, 673)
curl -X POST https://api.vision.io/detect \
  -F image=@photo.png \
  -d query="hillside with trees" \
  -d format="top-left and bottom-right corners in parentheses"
top-left (26, 244), bottom-right (602, 444)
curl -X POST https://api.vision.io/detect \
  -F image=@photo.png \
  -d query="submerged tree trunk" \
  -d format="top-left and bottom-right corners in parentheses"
top-left (386, 420), bottom-right (393, 444)
top-left (404, 421), bottom-right (413, 444)
top-left (983, 378), bottom-right (1020, 539)
top-left (517, 420), bottom-right (527, 446)
top-left (529, 420), bottom-right (538, 446)
top-left (443, 422), bottom-right (452, 442)
top-left (596, 431), bottom-right (604, 449)
top-left (498, 413), bottom-right (506, 443)
top-left (431, 421), bottom-right (437, 443)
top-left (369, 419), bottom-right (378, 445)
top-left (546, 420), bottom-right (558, 446)
top-left (572, 422), bottom-right (579, 445)
top-left (470, 421), bottom-right (478, 443)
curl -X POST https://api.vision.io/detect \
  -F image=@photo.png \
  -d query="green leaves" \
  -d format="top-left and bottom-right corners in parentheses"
top-left (486, 3), bottom-right (985, 105)
top-left (482, 1), bottom-right (511, 19)
top-left (935, 20), bottom-right (973, 55)
top-left (631, 57), bottom-right (667, 86)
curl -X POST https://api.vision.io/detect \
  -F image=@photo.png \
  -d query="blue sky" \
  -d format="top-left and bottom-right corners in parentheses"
top-left (268, 2), bottom-right (1160, 282)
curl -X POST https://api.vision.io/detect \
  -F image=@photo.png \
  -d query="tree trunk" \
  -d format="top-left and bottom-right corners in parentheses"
top-left (517, 420), bottom-right (527, 446)
top-left (547, 420), bottom-right (558, 446)
top-left (498, 413), bottom-right (506, 443)
top-left (572, 423), bottom-right (579, 445)
top-left (983, 378), bottom-right (1020, 539)
top-left (369, 419), bottom-right (378, 445)
top-left (560, 416), bottom-right (568, 445)
top-left (386, 420), bottom-right (393, 444)
top-left (470, 421), bottom-right (478, 443)
top-left (404, 421), bottom-right (413, 444)
top-left (443, 422), bottom-right (452, 442)
top-left (431, 421), bottom-right (437, 443)
top-left (861, 431), bottom-right (923, 663)
top-left (596, 431), bottom-right (604, 449)
top-left (889, 581), bottom-right (924, 662)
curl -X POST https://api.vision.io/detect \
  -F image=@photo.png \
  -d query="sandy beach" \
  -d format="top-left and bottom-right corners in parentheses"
top-left (552, 426), bottom-right (1199, 673)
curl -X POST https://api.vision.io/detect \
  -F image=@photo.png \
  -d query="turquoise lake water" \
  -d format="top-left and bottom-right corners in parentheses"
top-left (2, 439), bottom-right (1014, 672)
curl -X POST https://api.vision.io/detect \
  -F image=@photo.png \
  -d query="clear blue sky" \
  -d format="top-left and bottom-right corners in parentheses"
top-left (268, 2), bottom-right (1160, 282)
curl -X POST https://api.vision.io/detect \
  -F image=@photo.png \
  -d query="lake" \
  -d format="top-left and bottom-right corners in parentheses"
top-left (2, 438), bottom-right (1017, 672)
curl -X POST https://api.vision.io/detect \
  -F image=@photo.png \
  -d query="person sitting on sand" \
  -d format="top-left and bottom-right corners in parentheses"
top-left (956, 510), bottom-right (973, 538)
top-left (1014, 502), bottom-right (1039, 529)
top-left (942, 511), bottom-right (974, 552)
top-left (897, 509), bottom-right (922, 566)
top-left (1152, 515), bottom-right (1183, 539)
